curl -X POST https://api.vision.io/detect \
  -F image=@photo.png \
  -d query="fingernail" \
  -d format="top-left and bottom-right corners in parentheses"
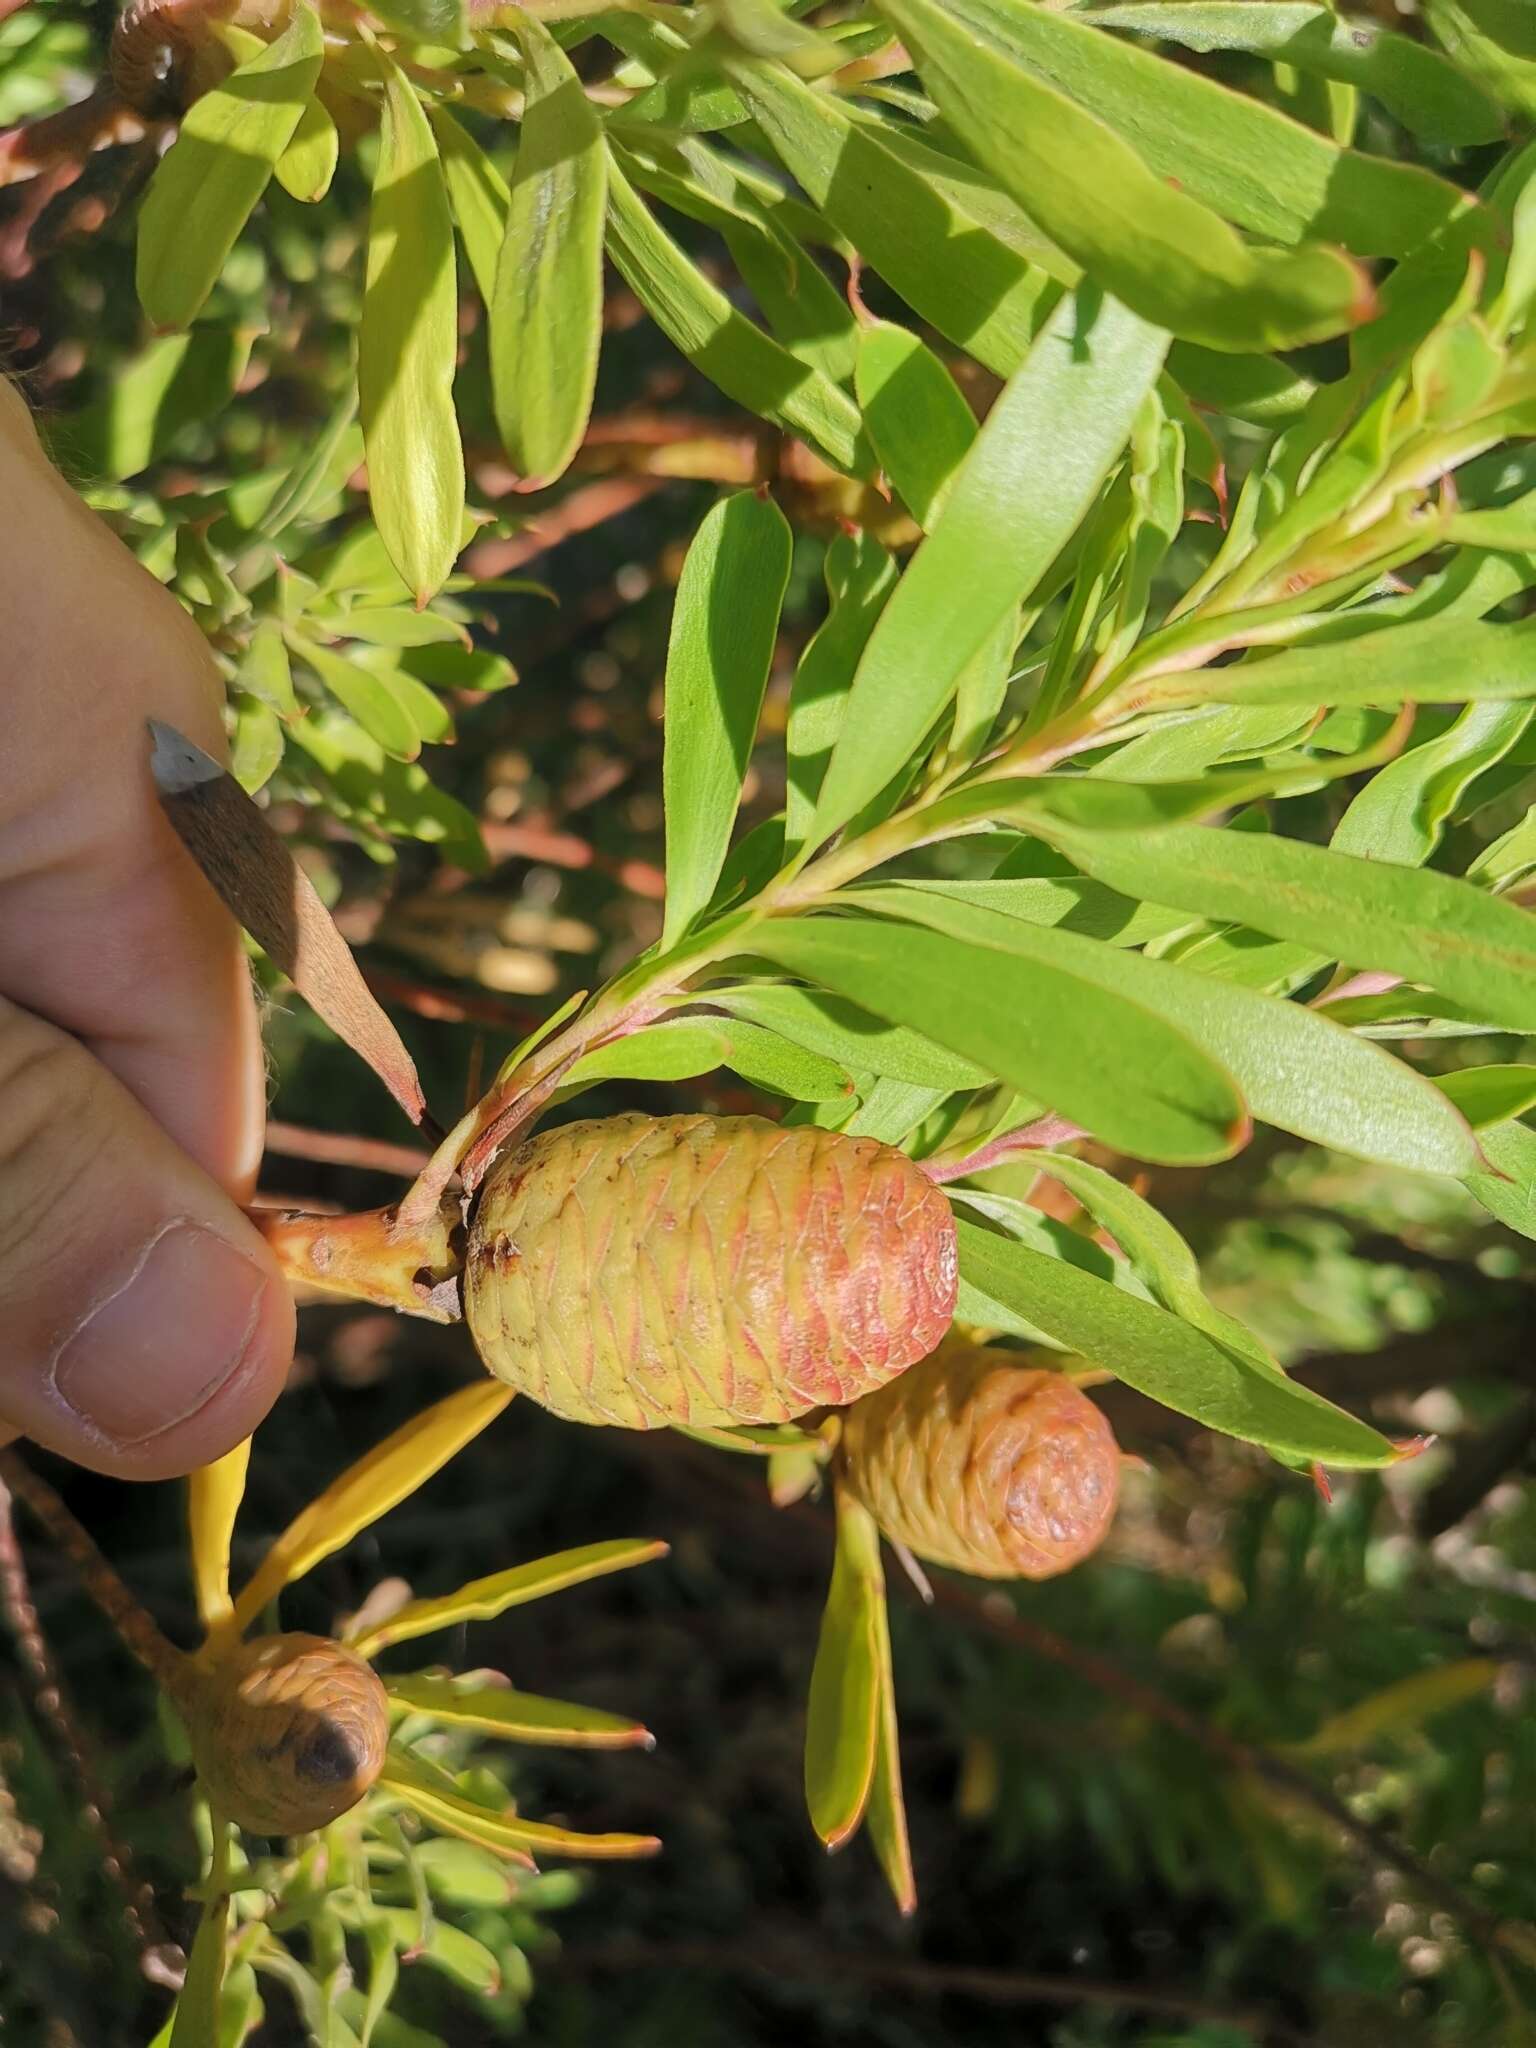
top-left (53, 1223), bottom-right (268, 1446)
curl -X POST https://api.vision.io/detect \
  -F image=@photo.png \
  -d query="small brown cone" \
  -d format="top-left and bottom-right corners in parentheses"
top-left (187, 1634), bottom-right (390, 1836)
top-left (465, 1114), bottom-right (958, 1429)
top-left (840, 1343), bottom-right (1120, 1580)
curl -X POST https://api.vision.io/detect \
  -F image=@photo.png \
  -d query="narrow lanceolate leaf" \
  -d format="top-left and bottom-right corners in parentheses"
top-left (855, 322), bottom-right (977, 530)
top-left (1084, 3), bottom-right (1505, 147)
top-left (806, 1485), bottom-right (886, 1850)
top-left (168, 1894), bottom-right (230, 2048)
top-left (1284, 1661), bottom-right (1499, 1759)
top-left (785, 533), bottom-right (898, 856)
top-left (1047, 822), bottom-right (1536, 1034)
top-left (350, 1539), bottom-right (669, 1657)
top-left (1436, 1064), bottom-right (1536, 1129)
top-left (729, 58), bottom-right (1065, 376)
top-left (876, 0), bottom-right (1370, 352)
top-left (662, 492), bottom-right (792, 947)
top-left (381, 1747), bottom-right (660, 1860)
top-left (491, 16), bottom-right (606, 488)
top-left (360, 56), bottom-right (465, 604)
top-left (605, 156), bottom-right (870, 476)
top-left (232, 1384), bottom-right (514, 1630)
top-left (429, 106), bottom-right (509, 310)
top-left (1331, 703), bottom-right (1533, 867)
top-left (711, 984), bottom-right (989, 1089)
top-left (750, 915), bottom-right (1247, 1166)
top-left (856, 885), bottom-right (1478, 1176)
top-left (945, 0), bottom-right (1465, 254)
top-left (274, 90), bottom-right (339, 204)
top-left (1124, 614), bottom-right (1536, 719)
top-left (867, 1595), bottom-right (915, 1914)
top-left (287, 630), bottom-right (421, 760)
top-left (187, 1440), bottom-right (250, 1639)
top-left (1464, 1116), bottom-right (1536, 1240)
top-left (386, 1674), bottom-right (651, 1749)
top-left (137, 6), bottom-right (323, 328)
top-left (811, 291), bottom-right (1166, 847)
top-left (954, 1220), bottom-right (1396, 1467)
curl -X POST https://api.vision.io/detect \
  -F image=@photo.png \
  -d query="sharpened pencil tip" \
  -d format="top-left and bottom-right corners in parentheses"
top-left (147, 718), bottom-right (222, 795)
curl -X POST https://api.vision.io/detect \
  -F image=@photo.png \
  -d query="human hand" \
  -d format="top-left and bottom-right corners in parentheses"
top-left (0, 382), bottom-right (293, 1478)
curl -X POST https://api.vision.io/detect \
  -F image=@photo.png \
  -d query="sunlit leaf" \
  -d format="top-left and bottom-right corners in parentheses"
top-left (491, 15), bottom-right (606, 488)
top-left (662, 490), bottom-right (792, 947)
top-left (232, 1384), bottom-right (513, 1630)
top-left (360, 53), bottom-right (465, 603)
top-left (349, 1538), bottom-right (668, 1657)
top-left (137, 6), bottom-right (323, 328)
top-left (188, 1439), bottom-right (250, 1640)
top-left (387, 1672), bottom-right (652, 1748)
top-left (380, 1745), bottom-right (661, 1859)
top-left (784, 533), bottom-right (898, 857)
top-left (428, 104), bottom-right (509, 306)
top-left (274, 90), bottom-right (339, 203)
top-left (854, 322), bottom-right (976, 530)
top-left (60, 328), bottom-right (255, 483)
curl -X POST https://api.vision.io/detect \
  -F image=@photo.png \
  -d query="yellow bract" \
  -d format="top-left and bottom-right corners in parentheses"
top-left (231, 1383), bottom-right (513, 1632)
top-left (348, 1538), bottom-right (667, 1659)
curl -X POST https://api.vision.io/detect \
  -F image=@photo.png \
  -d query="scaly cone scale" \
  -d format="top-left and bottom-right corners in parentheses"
top-left (839, 1341), bottom-right (1122, 1579)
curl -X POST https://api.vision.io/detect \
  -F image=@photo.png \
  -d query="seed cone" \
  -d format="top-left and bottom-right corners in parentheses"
top-left (465, 1114), bottom-right (958, 1429)
top-left (840, 1344), bottom-right (1121, 1579)
top-left (187, 1634), bottom-right (390, 1836)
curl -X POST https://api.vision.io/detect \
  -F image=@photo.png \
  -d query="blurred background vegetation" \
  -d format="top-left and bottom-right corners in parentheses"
top-left (4, 1), bottom-right (1536, 2043)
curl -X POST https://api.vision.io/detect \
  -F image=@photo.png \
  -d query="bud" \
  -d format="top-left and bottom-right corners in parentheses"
top-left (840, 1344), bottom-right (1120, 1579)
top-left (187, 1634), bottom-right (390, 1836)
top-left (465, 1114), bottom-right (958, 1429)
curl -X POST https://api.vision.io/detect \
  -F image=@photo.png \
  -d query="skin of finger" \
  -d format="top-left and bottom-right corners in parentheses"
top-left (0, 998), bottom-right (294, 1478)
top-left (0, 383), bottom-right (267, 1198)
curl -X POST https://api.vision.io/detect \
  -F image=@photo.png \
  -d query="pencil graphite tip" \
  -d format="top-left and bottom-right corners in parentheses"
top-left (147, 718), bottom-right (222, 796)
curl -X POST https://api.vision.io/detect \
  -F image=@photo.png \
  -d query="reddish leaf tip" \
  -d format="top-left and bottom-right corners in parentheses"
top-left (1309, 1462), bottom-right (1333, 1506)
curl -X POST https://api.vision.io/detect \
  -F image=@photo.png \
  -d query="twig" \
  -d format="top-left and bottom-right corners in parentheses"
top-left (0, 1470), bottom-right (182, 1985)
top-left (263, 1119), bottom-right (430, 1179)
top-left (549, 1939), bottom-right (1320, 2046)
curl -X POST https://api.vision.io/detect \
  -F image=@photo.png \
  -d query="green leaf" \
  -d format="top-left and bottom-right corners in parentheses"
top-left (387, 1673), bottom-right (651, 1748)
top-left (709, 983), bottom-right (990, 1089)
top-left (490, 16), bottom-right (606, 488)
top-left (287, 712), bottom-right (487, 869)
top-left (866, 1590), bottom-right (915, 1914)
top-left (811, 289), bottom-right (1166, 846)
top-left (369, 0), bottom-right (464, 41)
top-left (376, 1914), bottom-right (500, 1996)
top-left (274, 90), bottom-right (339, 204)
top-left (61, 328), bottom-right (255, 482)
top-left (424, 106), bottom-right (508, 311)
top-left (749, 914), bottom-right (1247, 1166)
top-left (238, 617), bottom-right (298, 716)
top-left (728, 58), bottom-right (1064, 376)
top-left (785, 533), bottom-right (898, 857)
top-left (661, 490), bottom-right (792, 946)
top-left (1022, 1149), bottom-right (1277, 1371)
top-left (948, 0), bottom-right (1465, 254)
top-left (409, 1838), bottom-right (516, 1906)
top-left (605, 155), bottom-right (870, 476)
top-left (715, 1017), bottom-right (856, 1101)
top-left (1082, 2), bottom-right (1504, 148)
top-left (1464, 1115), bottom-right (1536, 1238)
top-left (137, 7), bottom-right (323, 328)
top-left (1046, 821), bottom-right (1536, 1034)
top-left (877, 0), bottom-right (1372, 350)
top-left (287, 630), bottom-right (422, 760)
top-left (349, 1539), bottom-right (668, 1656)
top-left (1132, 615), bottom-right (1536, 718)
top-left (1331, 703), bottom-right (1533, 866)
top-left (954, 1219), bottom-right (1396, 1466)
top-left (379, 1747), bottom-right (660, 1860)
top-left (856, 885), bottom-right (1478, 1175)
top-left (169, 1895), bottom-right (229, 2048)
top-left (854, 321), bottom-right (976, 529)
top-left (360, 55), bottom-right (465, 604)
top-left (1436, 1065), bottom-right (1536, 1128)
top-left (318, 607), bottom-right (468, 650)
top-left (561, 1015), bottom-right (852, 1100)
top-left (230, 695), bottom-right (283, 794)
top-left (805, 1485), bottom-right (885, 1849)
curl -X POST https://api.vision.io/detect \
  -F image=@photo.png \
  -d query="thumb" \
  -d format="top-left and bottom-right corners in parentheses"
top-left (0, 995), bottom-right (294, 1480)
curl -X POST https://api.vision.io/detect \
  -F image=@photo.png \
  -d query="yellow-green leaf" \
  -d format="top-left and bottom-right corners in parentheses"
top-left (491, 15), bottom-right (607, 488)
top-left (349, 1537), bottom-right (668, 1657)
top-left (1284, 1660), bottom-right (1498, 1758)
top-left (805, 1484), bottom-right (885, 1850)
top-left (274, 91), bottom-right (339, 204)
top-left (138, 7), bottom-right (323, 328)
top-left (187, 1439), bottom-right (250, 1640)
top-left (169, 1893), bottom-right (230, 2048)
top-left (380, 1746), bottom-right (661, 1860)
top-left (232, 1383), bottom-right (512, 1631)
top-left (360, 54), bottom-right (466, 604)
top-left (429, 104), bottom-right (510, 306)
top-left (386, 1672), bottom-right (652, 1748)
top-left (866, 1576), bottom-right (915, 1915)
